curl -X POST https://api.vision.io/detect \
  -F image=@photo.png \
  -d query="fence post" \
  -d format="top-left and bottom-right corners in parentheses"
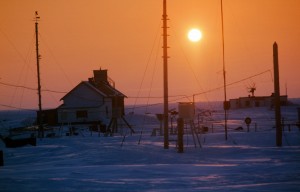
top-left (298, 108), bottom-right (300, 123)
top-left (282, 118), bottom-right (285, 132)
top-left (0, 150), bottom-right (3, 166)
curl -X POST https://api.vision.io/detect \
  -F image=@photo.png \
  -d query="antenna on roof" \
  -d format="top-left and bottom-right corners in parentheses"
top-left (247, 82), bottom-right (256, 97)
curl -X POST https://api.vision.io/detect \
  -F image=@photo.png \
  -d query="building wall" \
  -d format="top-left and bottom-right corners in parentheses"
top-left (57, 83), bottom-right (113, 124)
top-left (229, 95), bottom-right (288, 109)
top-left (63, 83), bottom-right (104, 108)
top-left (57, 103), bottom-right (112, 124)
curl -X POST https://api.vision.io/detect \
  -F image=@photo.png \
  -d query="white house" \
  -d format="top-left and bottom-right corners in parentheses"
top-left (57, 69), bottom-right (126, 125)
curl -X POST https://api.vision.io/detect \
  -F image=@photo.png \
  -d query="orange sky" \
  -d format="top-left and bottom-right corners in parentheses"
top-left (0, 0), bottom-right (299, 110)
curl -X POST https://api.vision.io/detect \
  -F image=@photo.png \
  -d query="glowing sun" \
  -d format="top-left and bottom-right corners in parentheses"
top-left (188, 29), bottom-right (202, 42)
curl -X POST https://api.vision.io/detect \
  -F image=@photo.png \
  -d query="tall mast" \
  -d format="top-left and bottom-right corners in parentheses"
top-left (162, 0), bottom-right (169, 149)
top-left (273, 42), bottom-right (282, 146)
top-left (35, 11), bottom-right (44, 138)
top-left (220, 0), bottom-right (228, 140)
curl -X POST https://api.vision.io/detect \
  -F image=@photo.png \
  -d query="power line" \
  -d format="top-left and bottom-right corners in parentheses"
top-left (1, 69), bottom-right (271, 100)
top-left (0, 81), bottom-right (66, 93)
top-left (0, 103), bottom-right (36, 111)
top-left (193, 69), bottom-right (272, 97)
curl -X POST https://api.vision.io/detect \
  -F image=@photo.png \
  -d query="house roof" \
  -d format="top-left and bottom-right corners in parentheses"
top-left (93, 81), bottom-right (126, 97)
top-left (60, 81), bottom-right (126, 101)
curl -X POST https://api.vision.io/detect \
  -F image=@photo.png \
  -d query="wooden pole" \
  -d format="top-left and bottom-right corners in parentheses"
top-left (0, 150), bottom-right (3, 166)
top-left (273, 42), bottom-right (282, 146)
top-left (220, 0), bottom-right (228, 140)
top-left (177, 118), bottom-right (184, 153)
top-left (35, 11), bottom-right (44, 138)
top-left (298, 108), bottom-right (300, 123)
top-left (162, 0), bottom-right (169, 149)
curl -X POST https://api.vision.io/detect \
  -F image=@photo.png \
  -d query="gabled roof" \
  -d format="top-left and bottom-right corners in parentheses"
top-left (60, 81), bottom-right (126, 101)
top-left (95, 81), bottom-right (126, 97)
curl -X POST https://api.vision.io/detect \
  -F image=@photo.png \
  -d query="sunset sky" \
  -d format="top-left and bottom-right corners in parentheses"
top-left (0, 0), bottom-right (299, 110)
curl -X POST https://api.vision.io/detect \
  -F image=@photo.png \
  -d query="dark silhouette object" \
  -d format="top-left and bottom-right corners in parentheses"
top-left (245, 117), bottom-right (252, 132)
top-left (235, 126), bottom-right (243, 131)
top-left (0, 150), bottom-right (3, 166)
top-left (247, 83), bottom-right (256, 97)
top-left (107, 116), bottom-right (134, 136)
top-left (297, 108), bottom-right (300, 128)
top-left (89, 122), bottom-right (107, 133)
top-left (170, 110), bottom-right (178, 135)
top-left (162, 0), bottom-right (169, 149)
top-left (35, 11), bottom-right (44, 138)
top-left (273, 42), bottom-right (282, 147)
top-left (177, 118), bottom-right (184, 153)
top-left (0, 135), bottom-right (36, 148)
top-left (156, 114), bottom-right (164, 136)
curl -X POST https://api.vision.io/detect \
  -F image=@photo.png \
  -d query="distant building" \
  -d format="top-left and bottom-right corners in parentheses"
top-left (229, 94), bottom-right (288, 109)
top-left (56, 69), bottom-right (126, 125)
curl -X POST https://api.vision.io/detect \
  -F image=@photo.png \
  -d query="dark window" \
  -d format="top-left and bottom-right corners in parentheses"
top-left (76, 110), bottom-right (88, 119)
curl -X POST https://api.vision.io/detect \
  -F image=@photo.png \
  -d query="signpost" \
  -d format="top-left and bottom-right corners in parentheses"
top-left (245, 117), bottom-right (252, 132)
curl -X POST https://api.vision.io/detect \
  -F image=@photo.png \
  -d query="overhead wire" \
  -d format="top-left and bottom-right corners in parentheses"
top-left (38, 34), bottom-right (74, 107)
top-left (0, 81), bottom-right (67, 93)
top-left (17, 33), bottom-right (36, 110)
top-left (167, 19), bottom-right (223, 111)
top-left (0, 27), bottom-right (35, 107)
top-left (193, 69), bottom-right (272, 96)
top-left (130, 20), bottom-right (162, 114)
top-left (0, 27), bottom-right (34, 69)
top-left (0, 22), bottom-right (76, 110)
top-left (1, 69), bottom-right (272, 111)
top-left (0, 103), bottom-right (36, 111)
top-left (138, 31), bottom-right (161, 144)
top-left (39, 34), bottom-right (75, 88)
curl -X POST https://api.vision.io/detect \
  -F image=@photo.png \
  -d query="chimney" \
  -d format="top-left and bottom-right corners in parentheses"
top-left (93, 69), bottom-right (108, 84)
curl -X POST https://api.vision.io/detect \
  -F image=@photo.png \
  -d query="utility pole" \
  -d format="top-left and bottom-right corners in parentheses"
top-left (162, 0), bottom-right (169, 149)
top-left (220, 0), bottom-right (228, 140)
top-left (35, 11), bottom-right (44, 138)
top-left (273, 42), bottom-right (282, 146)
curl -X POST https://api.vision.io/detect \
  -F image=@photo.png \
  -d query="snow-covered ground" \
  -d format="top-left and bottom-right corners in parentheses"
top-left (0, 105), bottom-right (300, 192)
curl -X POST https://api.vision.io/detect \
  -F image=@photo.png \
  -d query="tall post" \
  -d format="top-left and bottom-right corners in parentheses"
top-left (162, 0), bottom-right (169, 149)
top-left (273, 42), bottom-right (282, 146)
top-left (297, 108), bottom-right (300, 124)
top-left (0, 150), bottom-right (3, 166)
top-left (220, 0), bottom-right (228, 140)
top-left (177, 118), bottom-right (184, 153)
top-left (35, 11), bottom-right (44, 138)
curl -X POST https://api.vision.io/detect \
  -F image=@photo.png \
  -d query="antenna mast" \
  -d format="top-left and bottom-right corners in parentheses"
top-left (162, 0), bottom-right (169, 149)
top-left (273, 42), bottom-right (282, 146)
top-left (35, 11), bottom-right (44, 138)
